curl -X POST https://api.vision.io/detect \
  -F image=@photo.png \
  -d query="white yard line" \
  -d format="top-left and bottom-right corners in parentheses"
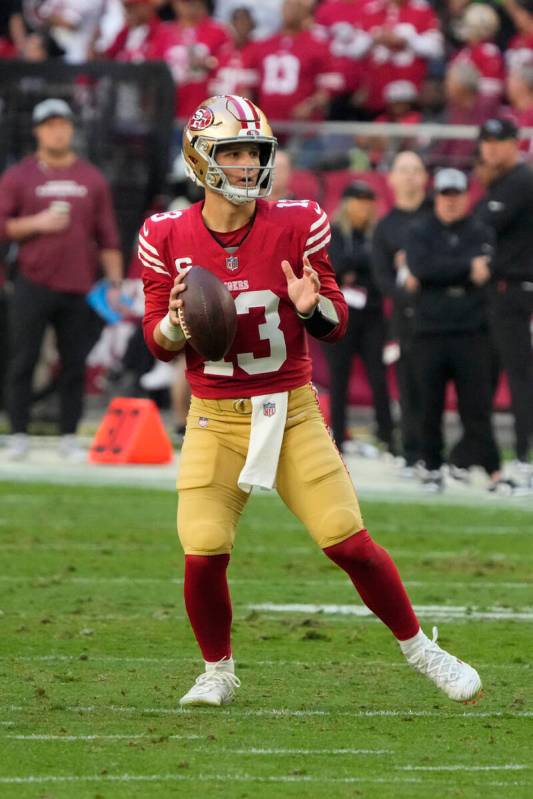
top-left (6, 733), bottom-right (202, 741)
top-left (2, 655), bottom-right (526, 670)
top-left (0, 772), bottom-right (529, 787)
top-left (3, 738), bottom-right (390, 755)
top-left (2, 605), bottom-right (532, 624)
top-left (249, 603), bottom-right (533, 622)
top-left (399, 765), bottom-right (529, 772)
top-left (3, 704), bottom-right (532, 719)
top-left (0, 574), bottom-right (530, 588)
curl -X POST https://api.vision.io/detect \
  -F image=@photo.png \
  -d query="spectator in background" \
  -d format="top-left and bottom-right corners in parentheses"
top-left (0, 253), bottom-right (7, 411)
top-left (164, 0), bottom-right (231, 119)
top-left (505, 63), bottom-right (533, 151)
top-left (27, 0), bottom-right (109, 62)
top-left (314, 0), bottom-right (368, 119)
top-left (364, 80), bottom-right (422, 168)
top-left (0, 99), bottom-right (123, 461)
top-left (433, 61), bottom-right (498, 170)
top-left (404, 168), bottom-right (512, 493)
top-left (208, 6), bottom-right (256, 96)
top-left (326, 181), bottom-right (395, 455)
top-left (106, 0), bottom-right (176, 62)
top-left (503, 0), bottom-right (533, 72)
top-left (243, 0), bottom-right (343, 123)
top-left (269, 149), bottom-right (294, 202)
top-left (451, 4), bottom-right (504, 103)
top-left (214, 0), bottom-right (283, 40)
top-left (476, 117), bottom-right (533, 469)
top-left (0, 0), bottom-right (26, 57)
top-left (359, 0), bottom-right (444, 114)
top-left (372, 151), bottom-right (430, 474)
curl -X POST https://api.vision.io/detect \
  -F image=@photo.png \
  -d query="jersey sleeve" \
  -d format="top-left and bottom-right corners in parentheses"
top-left (300, 201), bottom-right (348, 342)
top-left (139, 215), bottom-right (176, 362)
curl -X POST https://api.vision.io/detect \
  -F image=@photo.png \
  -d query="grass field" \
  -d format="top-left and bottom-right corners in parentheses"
top-left (0, 480), bottom-right (532, 798)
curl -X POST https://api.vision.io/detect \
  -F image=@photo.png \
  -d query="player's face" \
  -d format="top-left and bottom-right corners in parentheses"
top-left (435, 190), bottom-right (469, 224)
top-left (479, 138), bottom-right (518, 170)
top-left (215, 143), bottom-right (261, 188)
top-left (34, 117), bottom-right (74, 155)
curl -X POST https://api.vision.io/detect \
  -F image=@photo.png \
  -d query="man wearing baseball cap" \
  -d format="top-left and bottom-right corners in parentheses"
top-left (0, 98), bottom-right (123, 461)
top-left (476, 117), bottom-right (533, 471)
top-left (404, 168), bottom-right (514, 493)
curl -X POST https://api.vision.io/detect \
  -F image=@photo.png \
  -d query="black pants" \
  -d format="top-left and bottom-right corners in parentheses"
top-left (415, 330), bottom-right (500, 474)
top-left (394, 313), bottom-right (424, 466)
top-left (325, 307), bottom-right (394, 451)
top-left (7, 275), bottom-right (93, 435)
top-left (489, 284), bottom-right (533, 462)
top-left (0, 288), bottom-right (8, 410)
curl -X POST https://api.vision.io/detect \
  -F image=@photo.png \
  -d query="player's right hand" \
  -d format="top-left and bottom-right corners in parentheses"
top-left (168, 270), bottom-right (189, 326)
top-left (33, 209), bottom-right (70, 234)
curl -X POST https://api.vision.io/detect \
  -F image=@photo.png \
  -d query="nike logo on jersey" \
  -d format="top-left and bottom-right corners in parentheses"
top-left (488, 201), bottom-right (504, 212)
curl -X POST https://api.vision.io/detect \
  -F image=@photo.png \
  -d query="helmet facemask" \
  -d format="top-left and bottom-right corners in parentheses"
top-left (193, 136), bottom-right (277, 206)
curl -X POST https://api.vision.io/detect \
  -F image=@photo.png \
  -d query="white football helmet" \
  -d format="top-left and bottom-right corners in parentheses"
top-left (182, 95), bottom-right (277, 205)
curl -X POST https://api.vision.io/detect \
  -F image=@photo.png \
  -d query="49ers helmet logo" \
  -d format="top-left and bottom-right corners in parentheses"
top-left (188, 106), bottom-right (215, 131)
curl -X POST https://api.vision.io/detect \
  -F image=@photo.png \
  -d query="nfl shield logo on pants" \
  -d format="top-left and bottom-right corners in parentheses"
top-left (226, 256), bottom-right (239, 272)
top-left (263, 402), bottom-right (276, 417)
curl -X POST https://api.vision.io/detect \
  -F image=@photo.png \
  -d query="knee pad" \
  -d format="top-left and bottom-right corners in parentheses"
top-left (179, 520), bottom-right (233, 556)
top-left (315, 506), bottom-right (364, 549)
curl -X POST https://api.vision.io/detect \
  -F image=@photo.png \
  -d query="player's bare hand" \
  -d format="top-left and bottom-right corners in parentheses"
top-left (282, 255), bottom-right (320, 315)
top-left (33, 209), bottom-right (70, 235)
top-left (168, 271), bottom-right (189, 325)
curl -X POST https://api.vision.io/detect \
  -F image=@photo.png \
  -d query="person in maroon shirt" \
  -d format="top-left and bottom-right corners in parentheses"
top-left (0, 98), bottom-right (123, 461)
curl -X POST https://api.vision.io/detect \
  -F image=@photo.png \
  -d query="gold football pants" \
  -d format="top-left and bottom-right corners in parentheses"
top-left (177, 383), bottom-right (364, 555)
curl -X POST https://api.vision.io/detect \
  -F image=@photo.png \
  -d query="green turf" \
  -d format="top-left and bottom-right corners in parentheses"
top-left (0, 481), bottom-right (532, 798)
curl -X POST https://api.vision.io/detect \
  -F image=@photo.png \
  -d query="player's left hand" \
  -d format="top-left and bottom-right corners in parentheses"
top-left (281, 255), bottom-right (320, 316)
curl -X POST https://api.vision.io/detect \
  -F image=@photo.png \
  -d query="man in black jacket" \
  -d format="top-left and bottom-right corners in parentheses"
top-left (476, 117), bottom-right (533, 469)
top-left (405, 168), bottom-right (511, 493)
top-left (326, 180), bottom-right (394, 454)
top-left (372, 151), bottom-right (431, 473)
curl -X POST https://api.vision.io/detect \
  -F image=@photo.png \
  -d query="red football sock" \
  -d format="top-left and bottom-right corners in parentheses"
top-left (323, 529), bottom-right (419, 641)
top-left (183, 554), bottom-right (232, 662)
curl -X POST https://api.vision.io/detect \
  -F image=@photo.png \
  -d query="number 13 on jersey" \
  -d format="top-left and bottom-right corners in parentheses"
top-left (204, 290), bottom-right (287, 376)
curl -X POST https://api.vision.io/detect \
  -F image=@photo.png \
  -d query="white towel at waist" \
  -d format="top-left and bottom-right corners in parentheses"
top-left (237, 392), bottom-right (288, 493)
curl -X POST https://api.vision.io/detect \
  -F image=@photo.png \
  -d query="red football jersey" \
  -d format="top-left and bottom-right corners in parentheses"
top-left (163, 18), bottom-right (232, 119)
top-left (315, 0), bottom-right (369, 89)
top-left (105, 19), bottom-right (175, 62)
top-left (140, 199), bottom-right (347, 398)
top-left (360, 0), bottom-right (443, 111)
top-left (207, 40), bottom-right (256, 97)
top-left (452, 43), bottom-right (503, 99)
top-left (506, 33), bottom-right (533, 72)
top-left (244, 29), bottom-right (344, 120)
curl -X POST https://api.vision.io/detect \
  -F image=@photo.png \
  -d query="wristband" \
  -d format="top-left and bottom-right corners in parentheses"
top-left (159, 312), bottom-right (186, 343)
top-left (298, 296), bottom-right (340, 338)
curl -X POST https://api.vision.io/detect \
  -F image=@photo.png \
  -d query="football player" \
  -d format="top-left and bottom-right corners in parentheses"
top-left (140, 94), bottom-right (481, 707)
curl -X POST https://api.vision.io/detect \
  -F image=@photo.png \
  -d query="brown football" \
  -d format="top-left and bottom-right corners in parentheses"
top-left (177, 266), bottom-right (237, 361)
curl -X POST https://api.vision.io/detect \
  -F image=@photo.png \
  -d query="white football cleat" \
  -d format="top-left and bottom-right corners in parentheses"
top-left (5, 433), bottom-right (30, 461)
top-left (179, 667), bottom-right (240, 707)
top-left (401, 627), bottom-right (482, 702)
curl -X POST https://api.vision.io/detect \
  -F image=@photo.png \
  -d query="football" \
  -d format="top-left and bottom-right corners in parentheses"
top-left (177, 265), bottom-right (237, 361)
